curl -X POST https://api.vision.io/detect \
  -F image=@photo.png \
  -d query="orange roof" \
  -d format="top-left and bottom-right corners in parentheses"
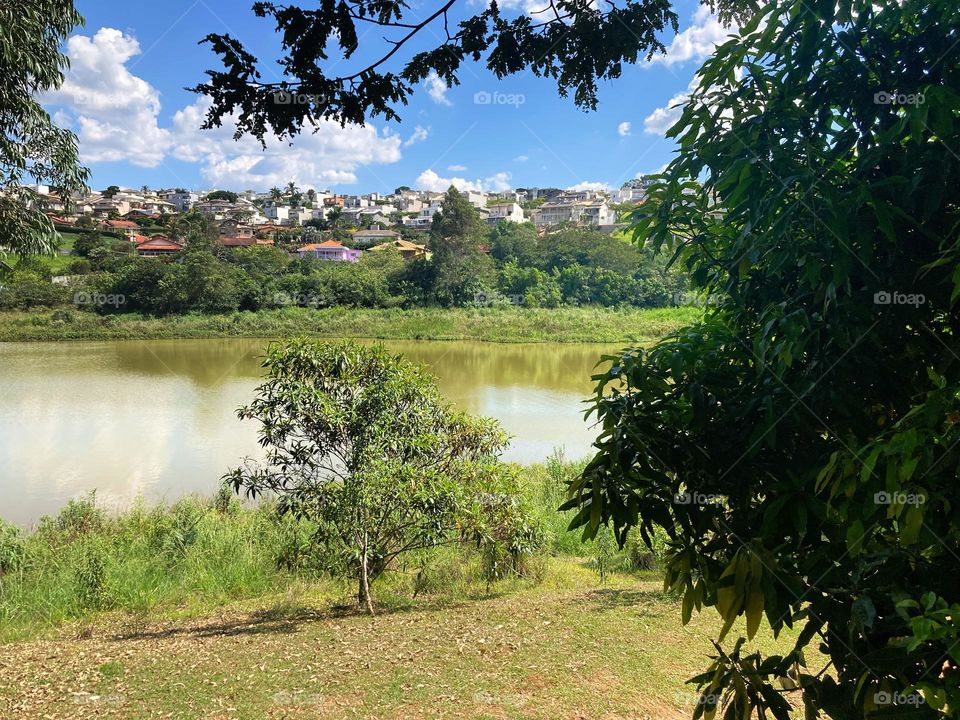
top-left (136, 236), bottom-right (181, 251)
top-left (106, 219), bottom-right (139, 229)
top-left (370, 239), bottom-right (426, 252)
top-left (300, 240), bottom-right (346, 250)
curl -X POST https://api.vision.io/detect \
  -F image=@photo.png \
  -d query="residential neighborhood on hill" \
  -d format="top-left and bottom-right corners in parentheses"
top-left (25, 179), bottom-right (652, 261)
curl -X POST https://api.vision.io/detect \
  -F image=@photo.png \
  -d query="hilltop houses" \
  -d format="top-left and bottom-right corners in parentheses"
top-left (52, 181), bottom-right (630, 269)
top-left (532, 191), bottom-right (617, 227)
top-left (297, 240), bottom-right (361, 263)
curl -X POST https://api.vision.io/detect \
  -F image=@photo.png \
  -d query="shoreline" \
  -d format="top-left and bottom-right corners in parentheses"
top-left (0, 305), bottom-right (697, 344)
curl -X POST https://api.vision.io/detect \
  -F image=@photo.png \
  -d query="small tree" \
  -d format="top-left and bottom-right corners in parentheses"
top-left (225, 340), bottom-right (511, 613)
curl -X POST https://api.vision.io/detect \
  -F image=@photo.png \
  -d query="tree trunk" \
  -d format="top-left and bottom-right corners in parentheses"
top-left (358, 531), bottom-right (375, 616)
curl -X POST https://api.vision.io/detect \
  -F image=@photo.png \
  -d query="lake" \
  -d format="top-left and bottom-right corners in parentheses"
top-left (0, 338), bottom-right (618, 527)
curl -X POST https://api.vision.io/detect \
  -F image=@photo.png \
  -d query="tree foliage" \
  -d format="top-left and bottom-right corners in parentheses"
top-left (186, 0), bottom-right (750, 139)
top-left (0, 0), bottom-right (88, 258)
top-left (224, 340), bottom-right (527, 612)
top-left (566, 0), bottom-right (960, 717)
top-left (429, 187), bottom-right (495, 306)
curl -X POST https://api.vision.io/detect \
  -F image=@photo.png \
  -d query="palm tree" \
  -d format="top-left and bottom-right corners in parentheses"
top-left (269, 186), bottom-right (283, 202)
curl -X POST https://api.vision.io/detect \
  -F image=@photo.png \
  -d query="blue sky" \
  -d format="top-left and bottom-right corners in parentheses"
top-left (43, 0), bottom-right (734, 193)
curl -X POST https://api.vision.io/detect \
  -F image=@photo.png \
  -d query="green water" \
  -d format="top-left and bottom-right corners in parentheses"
top-left (0, 338), bottom-right (619, 526)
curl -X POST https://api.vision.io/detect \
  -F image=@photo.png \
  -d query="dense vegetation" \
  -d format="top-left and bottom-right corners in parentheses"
top-left (567, 0), bottom-right (960, 718)
top-left (0, 189), bottom-right (684, 315)
top-left (0, 455), bottom-right (658, 642)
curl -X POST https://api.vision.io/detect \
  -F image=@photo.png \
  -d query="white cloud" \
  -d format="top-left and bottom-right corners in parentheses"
top-left (643, 67), bottom-right (741, 136)
top-left (617, 121), bottom-right (631, 137)
top-left (415, 169), bottom-right (512, 193)
top-left (447, 164), bottom-right (468, 171)
top-left (567, 181), bottom-right (610, 192)
top-left (513, 155), bottom-right (529, 162)
top-left (424, 71), bottom-right (452, 106)
top-left (403, 125), bottom-right (430, 147)
top-left (643, 83), bottom-right (692, 135)
top-left (170, 97), bottom-right (402, 189)
top-left (649, 6), bottom-right (735, 66)
top-left (42, 28), bottom-right (171, 167)
top-left (43, 28), bottom-right (405, 189)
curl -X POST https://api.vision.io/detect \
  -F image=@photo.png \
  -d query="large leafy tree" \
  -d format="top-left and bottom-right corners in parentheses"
top-left (566, 0), bottom-right (960, 717)
top-left (430, 186), bottom-right (495, 305)
top-left (0, 0), bottom-right (88, 258)
top-left (225, 340), bottom-right (512, 613)
top-left (189, 0), bottom-right (761, 138)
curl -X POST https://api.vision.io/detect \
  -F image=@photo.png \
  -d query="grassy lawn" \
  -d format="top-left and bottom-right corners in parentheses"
top-left (0, 305), bottom-right (698, 343)
top-left (6, 232), bottom-right (83, 274)
top-left (0, 559), bottom-right (809, 720)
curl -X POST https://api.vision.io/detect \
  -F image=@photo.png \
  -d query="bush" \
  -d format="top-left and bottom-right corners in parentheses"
top-left (40, 493), bottom-right (105, 541)
top-left (0, 519), bottom-right (24, 575)
top-left (73, 541), bottom-right (108, 610)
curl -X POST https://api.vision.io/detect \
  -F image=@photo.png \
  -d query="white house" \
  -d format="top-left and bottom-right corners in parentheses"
top-left (486, 202), bottom-right (525, 224)
top-left (533, 199), bottom-right (616, 227)
top-left (164, 191), bottom-right (199, 212)
top-left (264, 205), bottom-right (292, 224)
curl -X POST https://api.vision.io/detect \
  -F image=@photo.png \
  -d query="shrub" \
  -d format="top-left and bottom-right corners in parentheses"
top-left (0, 519), bottom-right (24, 575)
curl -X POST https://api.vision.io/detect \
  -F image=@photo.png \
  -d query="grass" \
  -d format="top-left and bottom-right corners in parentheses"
top-left (0, 459), bottom-right (643, 643)
top-left (0, 561), bottom-right (813, 720)
top-left (6, 232), bottom-right (83, 274)
top-left (0, 462), bottom-right (817, 719)
top-left (0, 305), bottom-right (698, 343)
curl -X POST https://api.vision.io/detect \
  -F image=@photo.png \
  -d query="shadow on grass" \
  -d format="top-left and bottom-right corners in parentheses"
top-left (108, 595), bottom-right (476, 642)
top-left (578, 587), bottom-right (679, 614)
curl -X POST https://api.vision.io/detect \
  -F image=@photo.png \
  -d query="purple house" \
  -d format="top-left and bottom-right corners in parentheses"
top-left (297, 240), bottom-right (361, 262)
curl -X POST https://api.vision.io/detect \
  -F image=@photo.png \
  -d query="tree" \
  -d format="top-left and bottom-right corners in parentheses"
top-left (430, 187), bottom-right (495, 305)
top-left (0, 0), bottom-right (88, 258)
top-left (102, 185), bottom-right (120, 198)
top-left (191, 1), bottom-right (780, 139)
top-left (205, 189), bottom-right (239, 203)
top-left (566, 1), bottom-right (960, 718)
top-left (225, 340), bottom-right (512, 613)
top-left (489, 221), bottom-right (540, 267)
top-left (269, 186), bottom-right (283, 202)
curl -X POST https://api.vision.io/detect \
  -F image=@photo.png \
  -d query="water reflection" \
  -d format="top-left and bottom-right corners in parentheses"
top-left (0, 338), bottom-right (616, 527)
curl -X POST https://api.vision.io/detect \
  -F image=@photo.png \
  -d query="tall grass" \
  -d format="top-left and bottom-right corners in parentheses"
top-left (0, 460), bottom-right (665, 641)
top-left (0, 305), bottom-right (698, 343)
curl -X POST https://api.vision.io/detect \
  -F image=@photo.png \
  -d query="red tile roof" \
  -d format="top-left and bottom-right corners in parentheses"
top-left (135, 236), bottom-right (182, 252)
top-left (299, 240), bottom-right (346, 251)
top-left (105, 219), bottom-right (139, 229)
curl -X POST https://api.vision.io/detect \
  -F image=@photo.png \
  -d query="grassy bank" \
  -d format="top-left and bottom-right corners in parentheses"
top-left (0, 461), bottom-right (815, 719)
top-left (0, 562), bottom-right (811, 720)
top-left (0, 305), bottom-right (698, 343)
top-left (0, 458), bottom-right (639, 642)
